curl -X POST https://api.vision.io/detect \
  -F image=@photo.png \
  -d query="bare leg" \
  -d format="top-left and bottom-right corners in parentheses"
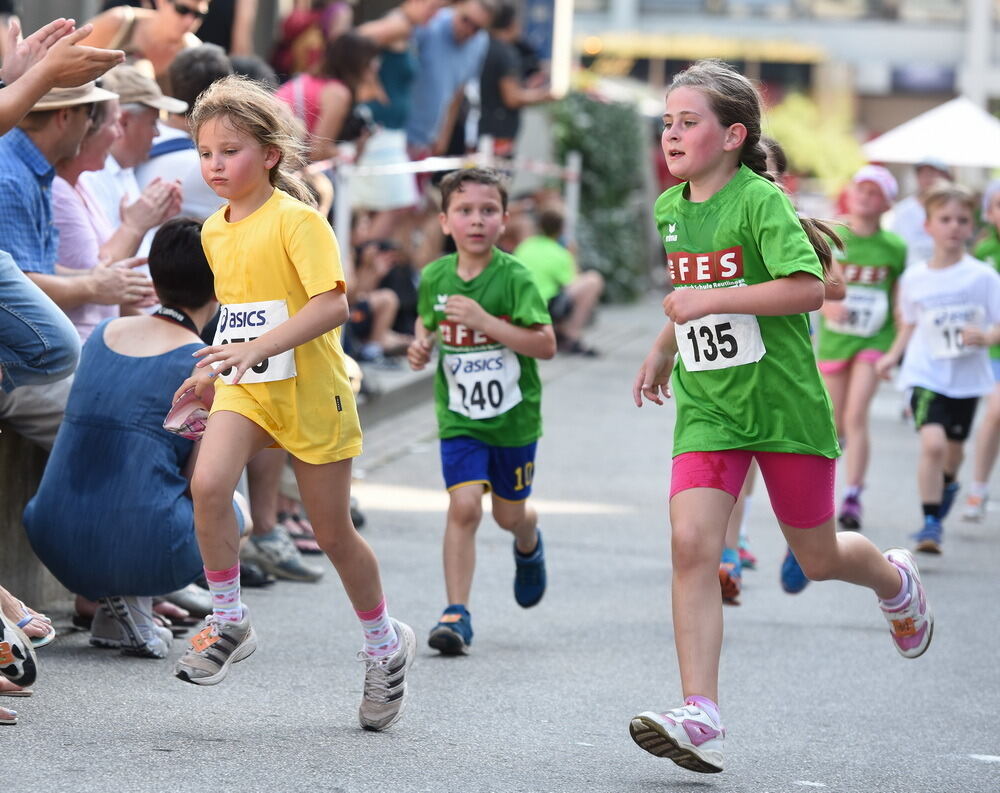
top-left (442, 484), bottom-right (486, 605)
top-left (820, 367), bottom-right (849, 442)
top-left (917, 425), bottom-right (948, 504)
top-left (246, 448), bottom-right (286, 536)
top-left (842, 359), bottom-right (880, 489)
top-left (971, 385), bottom-right (1000, 484)
top-left (558, 271), bottom-right (605, 345)
top-left (491, 497), bottom-right (538, 553)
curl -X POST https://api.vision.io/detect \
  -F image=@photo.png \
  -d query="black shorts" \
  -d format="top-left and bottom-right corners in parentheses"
top-left (910, 387), bottom-right (979, 441)
top-left (547, 290), bottom-right (574, 323)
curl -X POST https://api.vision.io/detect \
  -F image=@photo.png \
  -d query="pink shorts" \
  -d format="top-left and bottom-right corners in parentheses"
top-left (817, 348), bottom-right (882, 375)
top-left (670, 450), bottom-right (835, 529)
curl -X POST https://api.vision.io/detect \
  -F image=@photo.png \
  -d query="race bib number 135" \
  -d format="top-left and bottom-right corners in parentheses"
top-left (675, 313), bottom-right (766, 372)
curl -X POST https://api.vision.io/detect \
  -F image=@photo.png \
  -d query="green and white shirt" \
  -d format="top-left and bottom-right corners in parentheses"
top-left (655, 165), bottom-right (840, 458)
top-left (418, 248), bottom-right (551, 447)
top-left (974, 229), bottom-right (1000, 360)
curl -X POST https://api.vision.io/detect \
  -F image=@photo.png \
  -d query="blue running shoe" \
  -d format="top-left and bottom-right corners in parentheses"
top-left (913, 516), bottom-right (943, 554)
top-left (513, 531), bottom-right (546, 608)
top-left (780, 547), bottom-right (809, 594)
top-left (938, 482), bottom-right (960, 521)
top-left (428, 605), bottom-right (472, 655)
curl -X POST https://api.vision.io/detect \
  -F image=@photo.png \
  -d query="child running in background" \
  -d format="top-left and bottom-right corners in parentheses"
top-left (876, 183), bottom-right (1000, 553)
top-left (631, 60), bottom-right (933, 775)
top-left (962, 179), bottom-right (1000, 520)
top-left (407, 168), bottom-right (556, 655)
top-left (171, 76), bottom-right (415, 732)
top-left (817, 165), bottom-right (906, 530)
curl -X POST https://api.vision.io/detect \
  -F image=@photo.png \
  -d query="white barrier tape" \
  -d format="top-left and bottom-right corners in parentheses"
top-left (307, 151), bottom-right (579, 181)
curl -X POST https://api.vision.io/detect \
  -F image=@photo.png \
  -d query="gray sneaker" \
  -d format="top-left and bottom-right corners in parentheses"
top-left (89, 600), bottom-right (123, 649)
top-left (248, 525), bottom-right (324, 582)
top-left (102, 596), bottom-right (172, 659)
top-left (175, 607), bottom-right (257, 686)
top-left (358, 619), bottom-right (415, 731)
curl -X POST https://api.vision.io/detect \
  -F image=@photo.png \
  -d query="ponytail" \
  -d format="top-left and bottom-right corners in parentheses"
top-left (800, 217), bottom-right (842, 285)
top-left (739, 140), bottom-right (775, 184)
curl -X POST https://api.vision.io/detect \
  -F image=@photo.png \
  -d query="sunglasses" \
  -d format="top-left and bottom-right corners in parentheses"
top-left (170, 0), bottom-right (208, 20)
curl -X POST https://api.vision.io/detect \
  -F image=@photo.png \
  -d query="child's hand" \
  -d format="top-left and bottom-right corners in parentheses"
top-left (407, 336), bottom-right (433, 370)
top-left (960, 326), bottom-right (987, 347)
top-left (874, 354), bottom-right (896, 381)
top-left (444, 295), bottom-right (490, 330)
top-left (662, 288), bottom-right (711, 325)
top-left (821, 301), bottom-right (848, 323)
top-left (633, 349), bottom-right (674, 407)
top-left (193, 340), bottom-right (267, 385)
top-left (173, 369), bottom-right (217, 404)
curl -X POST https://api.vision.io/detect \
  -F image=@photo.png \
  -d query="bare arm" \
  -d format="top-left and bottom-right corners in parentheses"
top-left (875, 321), bottom-right (915, 379)
top-left (443, 294), bottom-right (556, 359)
top-left (633, 319), bottom-right (677, 407)
top-left (356, 14), bottom-right (410, 48)
top-left (663, 271), bottom-right (824, 325)
top-left (498, 76), bottom-right (552, 110)
top-left (228, 0), bottom-right (259, 56)
top-left (433, 90), bottom-right (463, 155)
top-left (407, 319), bottom-right (435, 370)
top-left (309, 80), bottom-right (352, 161)
top-left (26, 258), bottom-right (153, 310)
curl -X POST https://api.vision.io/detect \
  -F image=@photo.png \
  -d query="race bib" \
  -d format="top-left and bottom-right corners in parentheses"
top-left (825, 286), bottom-right (889, 338)
top-left (212, 300), bottom-right (296, 384)
top-left (922, 303), bottom-right (985, 360)
top-left (675, 313), bottom-right (766, 372)
top-left (443, 347), bottom-right (522, 419)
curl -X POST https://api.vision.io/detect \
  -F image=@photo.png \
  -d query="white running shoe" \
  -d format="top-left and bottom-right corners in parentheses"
top-left (961, 494), bottom-right (987, 522)
top-left (880, 549), bottom-right (933, 659)
top-left (629, 703), bottom-right (725, 773)
top-left (358, 619), bottom-right (416, 731)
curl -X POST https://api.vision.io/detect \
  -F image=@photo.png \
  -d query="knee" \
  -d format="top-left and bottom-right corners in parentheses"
top-left (492, 503), bottom-right (526, 531)
top-left (371, 288), bottom-right (399, 312)
top-left (921, 436), bottom-right (947, 462)
top-left (313, 521), bottom-right (357, 560)
top-left (794, 551), bottom-right (837, 582)
top-left (583, 269), bottom-right (605, 293)
top-left (449, 499), bottom-right (483, 532)
top-left (670, 522), bottom-right (717, 571)
top-left (190, 471), bottom-right (234, 516)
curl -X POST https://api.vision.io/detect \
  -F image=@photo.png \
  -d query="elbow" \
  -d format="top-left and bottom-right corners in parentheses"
top-left (539, 334), bottom-right (557, 360)
top-left (802, 279), bottom-right (825, 312)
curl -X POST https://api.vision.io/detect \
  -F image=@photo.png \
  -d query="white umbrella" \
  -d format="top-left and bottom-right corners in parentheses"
top-left (862, 96), bottom-right (1000, 168)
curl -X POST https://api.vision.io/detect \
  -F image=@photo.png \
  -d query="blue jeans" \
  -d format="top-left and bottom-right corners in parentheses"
top-left (0, 249), bottom-right (79, 392)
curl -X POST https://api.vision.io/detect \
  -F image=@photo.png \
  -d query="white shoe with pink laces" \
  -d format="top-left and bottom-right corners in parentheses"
top-left (629, 702), bottom-right (725, 773)
top-left (880, 548), bottom-right (934, 659)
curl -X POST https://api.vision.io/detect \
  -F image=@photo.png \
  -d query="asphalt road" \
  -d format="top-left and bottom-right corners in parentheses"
top-left (7, 297), bottom-right (999, 793)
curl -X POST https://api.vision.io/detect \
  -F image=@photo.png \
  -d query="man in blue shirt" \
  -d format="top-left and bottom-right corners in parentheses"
top-left (406, 0), bottom-right (493, 157)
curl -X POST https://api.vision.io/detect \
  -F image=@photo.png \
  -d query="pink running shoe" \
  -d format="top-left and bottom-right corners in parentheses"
top-left (629, 702), bottom-right (725, 773)
top-left (163, 387), bottom-right (213, 440)
top-left (880, 548), bottom-right (933, 659)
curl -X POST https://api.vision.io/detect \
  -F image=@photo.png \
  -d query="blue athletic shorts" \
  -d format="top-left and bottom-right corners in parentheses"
top-left (992, 358), bottom-right (1000, 382)
top-left (440, 437), bottom-right (538, 501)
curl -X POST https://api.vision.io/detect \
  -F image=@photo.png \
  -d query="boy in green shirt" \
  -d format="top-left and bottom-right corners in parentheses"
top-left (407, 168), bottom-right (556, 654)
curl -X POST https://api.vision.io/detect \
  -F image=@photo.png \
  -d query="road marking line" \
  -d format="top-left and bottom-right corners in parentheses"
top-left (794, 783), bottom-right (827, 788)
top-left (969, 754), bottom-right (1000, 763)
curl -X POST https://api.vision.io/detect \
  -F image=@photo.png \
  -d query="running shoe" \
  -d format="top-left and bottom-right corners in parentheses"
top-left (175, 607), bottom-right (257, 686)
top-left (780, 547), bottom-right (810, 594)
top-left (737, 540), bottom-right (757, 570)
top-left (428, 605), bottom-right (473, 655)
top-left (719, 562), bottom-right (742, 606)
top-left (358, 619), bottom-right (416, 731)
top-left (629, 702), bottom-right (725, 773)
top-left (0, 610), bottom-right (36, 688)
top-left (913, 516), bottom-right (943, 554)
top-left (513, 531), bottom-right (546, 608)
top-left (938, 481), bottom-right (960, 521)
top-left (838, 494), bottom-right (862, 531)
top-left (880, 549), bottom-right (933, 659)
top-left (247, 525), bottom-right (324, 582)
top-left (101, 596), bottom-right (172, 659)
top-left (961, 493), bottom-right (987, 523)
top-left (89, 600), bottom-right (122, 649)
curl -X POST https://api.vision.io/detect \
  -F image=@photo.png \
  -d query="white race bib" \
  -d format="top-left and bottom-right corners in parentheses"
top-left (922, 303), bottom-right (985, 360)
top-left (213, 300), bottom-right (297, 384)
top-left (824, 286), bottom-right (889, 338)
top-left (443, 347), bottom-right (522, 419)
top-left (675, 313), bottom-right (766, 372)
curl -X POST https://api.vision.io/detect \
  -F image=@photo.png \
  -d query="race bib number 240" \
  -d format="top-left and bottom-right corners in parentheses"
top-left (443, 347), bottom-right (522, 419)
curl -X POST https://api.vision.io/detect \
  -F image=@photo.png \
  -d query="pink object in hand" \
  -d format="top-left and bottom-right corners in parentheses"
top-left (163, 387), bottom-right (213, 441)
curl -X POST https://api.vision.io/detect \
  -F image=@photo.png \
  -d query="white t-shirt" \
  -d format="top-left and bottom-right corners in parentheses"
top-left (890, 195), bottom-right (935, 268)
top-left (898, 255), bottom-right (1000, 398)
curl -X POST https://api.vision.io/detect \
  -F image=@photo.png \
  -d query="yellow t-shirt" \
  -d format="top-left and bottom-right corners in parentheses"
top-left (202, 188), bottom-right (362, 464)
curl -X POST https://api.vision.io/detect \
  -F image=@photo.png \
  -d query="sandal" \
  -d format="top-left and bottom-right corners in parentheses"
top-left (15, 606), bottom-right (56, 649)
top-left (0, 610), bottom-right (36, 687)
top-left (0, 707), bottom-right (16, 725)
top-left (0, 678), bottom-right (31, 697)
top-left (282, 513), bottom-right (323, 555)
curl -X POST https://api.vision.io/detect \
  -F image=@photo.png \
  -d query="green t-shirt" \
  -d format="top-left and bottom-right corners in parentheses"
top-left (974, 228), bottom-right (1000, 359)
top-left (418, 248), bottom-right (551, 446)
top-left (655, 165), bottom-right (840, 459)
top-left (513, 235), bottom-right (576, 302)
top-left (817, 227), bottom-right (906, 360)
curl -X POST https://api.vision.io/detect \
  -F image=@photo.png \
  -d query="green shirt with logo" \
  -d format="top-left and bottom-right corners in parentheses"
top-left (817, 227), bottom-right (906, 360)
top-left (974, 228), bottom-right (1000, 359)
top-left (513, 235), bottom-right (576, 302)
top-left (418, 248), bottom-right (551, 446)
top-left (655, 164), bottom-right (840, 459)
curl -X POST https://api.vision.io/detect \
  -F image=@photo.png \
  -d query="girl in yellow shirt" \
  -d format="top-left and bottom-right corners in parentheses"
top-left (170, 76), bottom-right (414, 732)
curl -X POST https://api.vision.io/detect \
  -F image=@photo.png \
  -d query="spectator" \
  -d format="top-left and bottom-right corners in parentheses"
top-left (346, 239), bottom-right (414, 362)
top-left (478, 2), bottom-right (552, 156)
top-left (100, 0), bottom-right (257, 56)
top-left (23, 218), bottom-right (248, 660)
top-left (54, 94), bottom-right (181, 341)
top-left (82, 0), bottom-right (210, 89)
top-left (0, 82), bottom-right (154, 447)
top-left (230, 53), bottom-right (279, 88)
top-left (271, 0), bottom-right (353, 80)
top-left (890, 157), bottom-right (951, 268)
top-left (134, 43), bottom-right (233, 223)
top-left (79, 64), bottom-right (187, 234)
top-left (275, 31), bottom-right (379, 162)
top-left (514, 207), bottom-right (604, 356)
top-left (406, 0), bottom-right (493, 159)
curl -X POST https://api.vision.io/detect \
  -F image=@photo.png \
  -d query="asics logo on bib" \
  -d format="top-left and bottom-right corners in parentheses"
top-left (668, 247), bottom-right (743, 285)
top-left (219, 306), bottom-right (267, 330)
top-left (449, 354), bottom-right (504, 374)
top-left (843, 263), bottom-right (890, 285)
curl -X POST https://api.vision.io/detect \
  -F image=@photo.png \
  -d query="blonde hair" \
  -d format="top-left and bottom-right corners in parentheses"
top-left (668, 60), bottom-right (841, 276)
top-left (923, 182), bottom-right (976, 217)
top-left (189, 75), bottom-right (315, 207)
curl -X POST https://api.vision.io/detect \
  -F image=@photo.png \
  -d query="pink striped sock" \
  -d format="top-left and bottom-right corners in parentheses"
top-left (356, 597), bottom-right (399, 658)
top-left (205, 564), bottom-right (243, 623)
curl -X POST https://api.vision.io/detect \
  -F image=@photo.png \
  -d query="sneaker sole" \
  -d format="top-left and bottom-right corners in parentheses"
top-left (914, 539), bottom-right (942, 554)
top-left (428, 626), bottom-right (470, 655)
top-left (629, 715), bottom-right (723, 774)
top-left (718, 568), bottom-right (741, 606)
top-left (175, 627), bottom-right (258, 686)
